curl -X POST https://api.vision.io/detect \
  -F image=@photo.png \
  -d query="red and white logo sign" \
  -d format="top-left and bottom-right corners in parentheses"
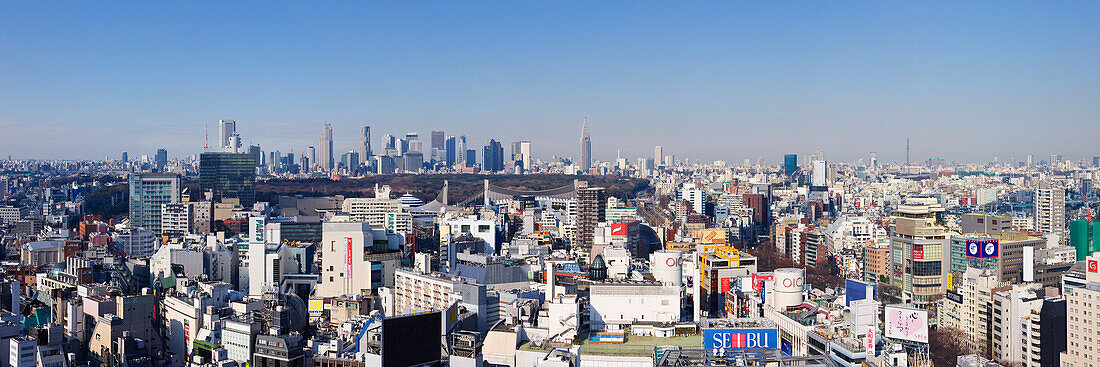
top-left (1089, 260), bottom-right (1098, 273)
top-left (345, 237), bottom-right (354, 278)
top-left (782, 277), bottom-right (804, 288)
top-left (865, 326), bottom-right (875, 356)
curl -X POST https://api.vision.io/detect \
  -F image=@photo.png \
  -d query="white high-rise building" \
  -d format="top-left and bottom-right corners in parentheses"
top-left (1061, 253), bottom-right (1100, 367)
top-left (1034, 184), bottom-right (1065, 241)
top-left (519, 140), bottom-right (533, 172)
top-left (318, 124), bottom-right (334, 171)
top-left (314, 222), bottom-right (403, 299)
top-left (991, 284), bottom-right (1044, 365)
top-left (812, 160), bottom-right (828, 186)
top-left (218, 119), bottom-right (241, 153)
top-left (654, 146), bottom-right (663, 167)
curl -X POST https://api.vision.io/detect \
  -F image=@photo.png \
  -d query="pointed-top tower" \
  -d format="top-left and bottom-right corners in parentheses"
top-left (580, 112), bottom-right (591, 173)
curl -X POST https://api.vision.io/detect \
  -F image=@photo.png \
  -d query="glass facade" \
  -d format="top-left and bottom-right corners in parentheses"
top-left (199, 152), bottom-right (256, 207)
top-left (128, 173), bottom-right (180, 234)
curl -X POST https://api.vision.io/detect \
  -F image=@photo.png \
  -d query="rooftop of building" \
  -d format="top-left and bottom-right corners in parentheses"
top-left (518, 331), bottom-right (703, 357)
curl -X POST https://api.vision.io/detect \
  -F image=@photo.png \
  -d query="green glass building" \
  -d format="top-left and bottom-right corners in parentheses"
top-left (199, 152), bottom-right (256, 207)
top-left (1071, 219), bottom-right (1095, 261)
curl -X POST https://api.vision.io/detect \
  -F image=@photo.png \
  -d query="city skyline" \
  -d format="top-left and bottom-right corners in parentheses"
top-left (2, 2), bottom-right (1099, 162)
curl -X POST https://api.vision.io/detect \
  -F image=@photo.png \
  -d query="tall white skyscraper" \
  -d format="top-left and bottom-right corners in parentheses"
top-left (319, 124), bottom-right (334, 171)
top-left (654, 145), bottom-right (663, 166)
top-left (1034, 184), bottom-right (1065, 241)
top-left (811, 160), bottom-right (828, 187)
top-left (219, 119), bottom-right (241, 153)
top-left (519, 140), bottom-right (533, 172)
top-left (457, 135), bottom-right (467, 165)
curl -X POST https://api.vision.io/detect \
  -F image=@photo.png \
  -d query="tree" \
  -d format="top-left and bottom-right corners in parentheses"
top-left (929, 327), bottom-right (975, 367)
top-left (807, 256), bottom-right (843, 289)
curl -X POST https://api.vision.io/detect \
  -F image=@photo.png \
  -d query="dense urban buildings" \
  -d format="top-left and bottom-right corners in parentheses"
top-left (1, 3), bottom-right (1097, 367)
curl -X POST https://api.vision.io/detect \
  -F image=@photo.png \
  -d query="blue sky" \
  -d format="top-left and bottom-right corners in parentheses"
top-left (2, 1), bottom-right (1098, 163)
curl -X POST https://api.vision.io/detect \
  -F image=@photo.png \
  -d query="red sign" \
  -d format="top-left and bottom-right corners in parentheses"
top-left (751, 274), bottom-right (773, 293)
top-left (1089, 260), bottom-right (1098, 273)
top-left (866, 326), bottom-right (875, 356)
top-left (721, 277), bottom-right (731, 293)
top-left (912, 245), bottom-right (923, 260)
top-left (610, 221), bottom-right (640, 236)
top-left (345, 237), bottom-right (353, 278)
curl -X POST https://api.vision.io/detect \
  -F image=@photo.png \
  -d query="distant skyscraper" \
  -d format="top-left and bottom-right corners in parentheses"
top-left (511, 140), bottom-right (533, 171)
top-left (405, 132), bottom-right (420, 153)
top-left (483, 140), bottom-right (504, 172)
top-left (318, 124), bottom-right (334, 171)
top-left (360, 125), bottom-right (372, 165)
top-left (1027, 154), bottom-right (1033, 167)
top-left (129, 173), bottom-right (181, 235)
top-left (519, 140), bottom-right (532, 172)
top-left (654, 146), bottom-right (663, 167)
top-left (784, 154), bottom-right (798, 176)
top-left (307, 146), bottom-right (316, 171)
top-left (247, 145), bottom-right (262, 167)
top-left (219, 119), bottom-right (241, 153)
top-left (122, 151), bottom-right (128, 163)
top-left (457, 135), bottom-right (468, 165)
top-left (200, 152), bottom-right (256, 207)
top-left (466, 149), bottom-right (476, 168)
top-left (431, 130), bottom-right (445, 151)
top-left (155, 149), bottom-right (167, 171)
top-left (384, 134), bottom-right (396, 150)
top-left (445, 136), bottom-right (457, 167)
top-left (580, 113), bottom-right (591, 173)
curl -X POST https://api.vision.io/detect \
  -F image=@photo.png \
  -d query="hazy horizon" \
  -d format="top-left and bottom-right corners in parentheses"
top-left (2, 2), bottom-right (1098, 163)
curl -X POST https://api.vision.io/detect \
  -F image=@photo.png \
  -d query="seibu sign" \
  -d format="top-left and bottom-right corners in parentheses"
top-left (703, 328), bottom-right (779, 349)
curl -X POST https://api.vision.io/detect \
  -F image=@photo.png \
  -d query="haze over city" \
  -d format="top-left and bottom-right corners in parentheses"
top-left (2, 1), bottom-right (1099, 162)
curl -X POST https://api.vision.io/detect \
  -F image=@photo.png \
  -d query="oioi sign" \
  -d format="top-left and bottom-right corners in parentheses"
top-left (703, 328), bottom-right (779, 349)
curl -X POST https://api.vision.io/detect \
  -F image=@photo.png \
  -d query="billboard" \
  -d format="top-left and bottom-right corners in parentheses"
top-left (844, 279), bottom-right (877, 307)
top-left (911, 244), bottom-right (923, 260)
top-left (751, 274), bottom-right (773, 293)
top-left (700, 229), bottom-right (728, 244)
top-left (865, 326), bottom-right (875, 356)
top-left (884, 306), bottom-right (929, 343)
top-left (249, 217), bottom-right (265, 244)
top-left (720, 277), bottom-right (732, 293)
top-left (345, 237), bottom-right (354, 278)
top-left (610, 221), bottom-right (640, 236)
top-left (381, 312), bottom-right (442, 367)
top-left (965, 239), bottom-right (999, 259)
top-left (308, 299), bottom-right (324, 316)
top-left (1089, 260), bottom-right (1098, 273)
top-left (945, 290), bottom-right (963, 304)
top-left (703, 328), bottom-right (779, 349)
top-left (735, 276), bottom-right (754, 292)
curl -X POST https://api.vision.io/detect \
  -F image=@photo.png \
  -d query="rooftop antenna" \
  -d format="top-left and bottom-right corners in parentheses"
top-left (204, 120), bottom-right (209, 150)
